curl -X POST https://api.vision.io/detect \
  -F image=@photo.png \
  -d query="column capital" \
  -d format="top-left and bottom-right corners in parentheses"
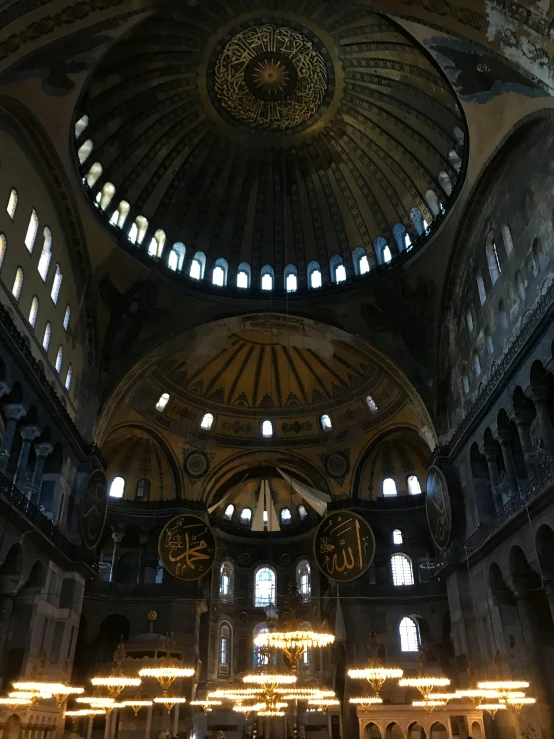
top-left (495, 428), bottom-right (513, 445)
top-left (34, 443), bottom-right (53, 458)
top-left (20, 425), bottom-right (41, 441)
top-left (3, 404), bottom-right (27, 421)
top-left (529, 383), bottom-right (550, 403)
top-left (0, 381), bottom-right (10, 399)
top-left (483, 444), bottom-right (499, 460)
top-left (112, 531), bottom-right (125, 544)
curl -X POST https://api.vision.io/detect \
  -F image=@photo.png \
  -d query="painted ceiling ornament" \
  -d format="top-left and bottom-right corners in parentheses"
top-left (425, 465), bottom-right (452, 550)
top-left (79, 469), bottom-right (108, 549)
top-left (313, 511), bottom-right (375, 583)
top-left (158, 513), bottom-right (216, 581)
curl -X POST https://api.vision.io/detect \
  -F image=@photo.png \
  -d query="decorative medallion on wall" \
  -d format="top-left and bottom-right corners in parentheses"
top-left (313, 511), bottom-right (375, 583)
top-left (184, 450), bottom-right (210, 479)
top-left (239, 612), bottom-right (248, 623)
top-left (281, 553), bottom-right (291, 565)
top-left (323, 451), bottom-right (350, 482)
top-left (425, 466), bottom-right (452, 550)
top-left (158, 513), bottom-right (216, 580)
top-left (240, 552), bottom-right (251, 565)
top-left (79, 469), bottom-right (108, 550)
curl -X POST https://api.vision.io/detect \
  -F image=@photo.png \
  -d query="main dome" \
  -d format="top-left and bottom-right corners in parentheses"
top-left (76, 1), bottom-right (466, 295)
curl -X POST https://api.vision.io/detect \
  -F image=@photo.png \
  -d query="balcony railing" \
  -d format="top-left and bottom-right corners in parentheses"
top-left (0, 471), bottom-right (97, 568)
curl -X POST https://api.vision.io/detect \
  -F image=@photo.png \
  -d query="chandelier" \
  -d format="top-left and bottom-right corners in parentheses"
top-left (13, 681), bottom-right (84, 706)
top-left (139, 635), bottom-right (194, 693)
top-left (399, 649), bottom-right (450, 701)
top-left (76, 697), bottom-right (119, 714)
top-left (153, 696), bottom-right (188, 714)
top-left (190, 699), bottom-right (222, 712)
top-left (8, 690), bottom-right (52, 704)
top-left (91, 643), bottom-right (141, 699)
top-left (120, 700), bottom-right (153, 716)
top-left (479, 703), bottom-right (507, 717)
top-left (349, 696), bottom-right (383, 708)
top-left (308, 697), bottom-right (340, 710)
top-left (0, 697), bottom-right (33, 707)
top-left (348, 634), bottom-right (403, 696)
top-left (65, 709), bottom-right (106, 717)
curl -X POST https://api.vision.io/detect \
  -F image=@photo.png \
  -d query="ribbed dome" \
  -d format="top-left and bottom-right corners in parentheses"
top-left (77, 1), bottom-right (465, 294)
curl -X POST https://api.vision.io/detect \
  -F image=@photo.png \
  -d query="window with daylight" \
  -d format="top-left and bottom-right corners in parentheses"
top-left (29, 296), bottom-right (39, 328)
top-left (297, 560), bottom-right (311, 600)
top-left (51, 264), bottom-right (62, 304)
top-left (98, 182), bottom-right (116, 211)
top-left (65, 364), bottom-right (73, 391)
top-left (320, 414), bottom-right (332, 431)
top-left (466, 310), bottom-right (473, 332)
top-left (155, 393), bottom-right (170, 412)
top-left (280, 508), bottom-right (292, 525)
top-left (284, 264), bottom-right (297, 292)
top-left (486, 334), bottom-right (494, 355)
top-left (407, 476), bottom-right (422, 495)
top-left (12, 267), bottom-right (23, 301)
top-left (212, 258), bottom-right (228, 287)
top-left (253, 624), bottom-right (271, 666)
top-left (74, 115), bottom-right (89, 138)
top-left (200, 412), bottom-right (214, 430)
top-left (391, 554), bottom-right (414, 586)
top-left (77, 139), bottom-right (93, 165)
top-left (486, 232), bottom-right (501, 284)
top-left (254, 567), bottom-right (276, 608)
top-left (220, 562), bottom-right (233, 599)
top-left (462, 376), bottom-right (470, 395)
top-left (502, 225), bottom-right (514, 256)
top-left (399, 616), bottom-right (420, 652)
top-left (7, 189), bottom-right (18, 220)
top-left (38, 228), bottom-right (52, 281)
top-left (383, 478), bottom-right (397, 497)
top-left (438, 170), bottom-right (453, 197)
top-left (0, 234), bottom-right (6, 269)
top-left (382, 244), bottom-right (392, 263)
top-left (261, 265), bottom-right (274, 291)
top-left (43, 322), bottom-right (52, 351)
top-left (134, 216), bottom-right (148, 245)
top-left (190, 251), bottom-right (206, 280)
top-left (135, 478), bottom-right (151, 501)
top-left (448, 149), bottom-right (462, 173)
top-left (55, 346), bottom-right (63, 373)
top-left (330, 255), bottom-right (346, 283)
top-left (366, 395), bottom-right (378, 413)
top-left (298, 504), bottom-right (307, 520)
top-left (113, 200), bottom-right (130, 228)
top-left (148, 229), bottom-right (165, 258)
top-left (240, 508), bottom-right (252, 524)
top-left (168, 242), bottom-right (186, 272)
top-left (476, 274), bottom-right (486, 305)
top-left (392, 529), bottom-right (403, 545)
top-left (86, 162), bottom-right (102, 188)
top-left (308, 261), bottom-right (322, 289)
top-left (261, 420), bottom-right (274, 438)
top-left (109, 476), bottom-right (125, 499)
top-left (63, 305), bottom-right (71, 331)
top-left (219, 622), bottom-right (231, 675)
top-left (237, 262), bottom-right (251, 289)
top-left (474, 354), bottom-right (481, 377)
top-left (224, 504), bottom-right (234, 521)
top-left (25, 209), bottom-right (39, 253)
top-left (352, 247), bottom-right (370, 276)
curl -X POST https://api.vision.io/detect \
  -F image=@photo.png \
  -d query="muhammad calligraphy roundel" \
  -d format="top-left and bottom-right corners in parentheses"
top-left (313, 511), bottom-right (375, 583)
top-left (79, 470), bottom-right (108, 550)
top-left (426, 466), bottom-right (452, 550)
top-left (158, 513), bottom-right (216, 581)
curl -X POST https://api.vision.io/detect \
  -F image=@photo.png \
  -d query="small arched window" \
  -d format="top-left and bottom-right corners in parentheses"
top-left (320, 414), bottom-right (332, 431)
top-left (237, 262), bottom-right (251, 289)
top-left (12, 267), bottom-right (24, 301)
top-left (448, 150), bottom-right (462, 173)
top-left (55, 345), bottom-right (63, 373)
top-left (109, 476), bottom-right (125, 499)
top-left (261, 420), bottom-right (274, 438)
top-left (99, 182), bottom-right (116, 211)
top-left (224, 504), bottom-right (234, 521)
top-left (424, 190), bottom-right (441, 217)
top-left (43, 322), bottom-right (52, 351)
top-left (392, 529), bottom-right (403, 545)
top-left (112, 201), bottom-right (130, 228)
top-left (391, 554), bottom-right (414, 586)
top-left (330, 255), bottom-right (346, 284)
top-left (298, 504), bottom-right (307, 520)
top-left (462, 376), bottom-right (470, 395)
top-left (486, 334), bottom-right (494, 356)
top-left (254, 566), bottom-right (276, 607)
top-left (155, 393), bottom-right (170, 412)
top-left (382, 478), bottom-right (397, 497)
top-left (466, 310), bottom-right (474, 332)
top-left (25, 209), bottom-right (39, 253)
top-left (352, 247), bottom-right (370, 276)
top-left (220, 562), bottom-right (233, 599)
top-left (6, 189), bottom-right (18, 220)
top-left (74, 115), bottom-right (89, 138)
top-left (253, 623), bottom-right (270, 666)
top-left (399, 616), bottom-right (420, 652)
top-left (407, 475), bottom-right (422, 495)
top-left (0, 234), bottom-right (6, 270)
top-left (38, 228), bottom-right (52, 281)
top-left (261, 265), bottom-right (274, 291)
top-left (212, 258), bottom-right (228, 287)
top-left (307, 261), bottom-right (322, 289)
top-left (438, 171), bottom-right (453, 197)
top-left (476, 274), bottom-right (486, 305)
top-left (63, 305), bottom-right (71, 331)
top-left (373, 236), bottom-right (389, 264)
top-left (200, 412), bottom-right (214, 430)
top-left (516, 271), bottom-right (525, 301)
top-left (77, 140), bottom-right (93, 165)
top-left (366, 395), bottom-right (378, 413)
top-left (280, 508), bottom-right (292, 525)
top-left (135, 478), bottom-right (151, 501)
top-left (64, 364), bottom-right (73, 391)
top-left (297, 560), bottom-right (311, 600)
top-left (168, 242), bottom-right (186, 272)
top-left (410, 207), bottom-right (427, 236)
top-left (240, 508), bottom-right (252, 524)
top-left (219, 621), bottom-right (232, 676)
top-left (190, 251), bottom-right (206, 280)
top-left (501, 225), bottom-right (514, 256)
top-left (498, 300), bottom-right (508, 330)
top-left (86, 162), bottom-right (102, 188)
top-left (28, 296), bottom-right (39, 328)
top-left (133, 216), bottom-right (148, 246)
top-left (148, 229), bottom-right (166, 258)
top-left (453, 126), bottom-right (464, 146)
top-left (51, 264), bottom-right (63, 304)
top-left (473, 354), bottom-right (481, 377)
top-left (486, 232), bottom-right (501, 284)
top-left (284, 264), bottom-right (297, 292)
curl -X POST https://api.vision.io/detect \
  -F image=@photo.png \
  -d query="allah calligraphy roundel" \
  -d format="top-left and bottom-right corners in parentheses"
top-left (313, 511), bottom-right (375, 583)
top-left (79, 470), bottom-right (108, 550)
top-left (426, 466), bottom-right (452, 550)
top-left (158, 513), bottom-right (216, 581)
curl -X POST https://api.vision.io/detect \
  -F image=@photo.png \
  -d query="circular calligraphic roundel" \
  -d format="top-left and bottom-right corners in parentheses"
top-left (313, 511), bottom-right (375, 583)
top-left (158, 513), bottom-right (216, 581)
top-left (79, 470), bottom-right (108, 550)
top-left (185, 451), bottom-right (210, 479)
top-left (425, 466), bottom-right (452, 550)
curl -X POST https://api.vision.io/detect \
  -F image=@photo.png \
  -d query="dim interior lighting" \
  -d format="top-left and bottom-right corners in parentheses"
top-left (348, 635), bottom-right (403, 695)
top-left (91, 676), bottom-right (141, 700)
top-left (506, 696), bottom-right (536, 711)
top-left (139, 667), bottom-right (194, 694)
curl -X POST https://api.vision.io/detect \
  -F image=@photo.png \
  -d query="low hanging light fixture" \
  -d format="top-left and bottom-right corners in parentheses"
top-left (139, 635), bottom-right (194, 694)
top-left (91, 643), bottom-right (141, 700)
top-left (505, 696), bottom-right (536, 712)
top-left (0, 697), bottom-right (33, 707)
top-left (349, 696), bottom-right (383, 709)
top-left (190, 700), bottom-right (223, 712)
top-left (307, 697), bottom-right (340, 710)
top-left (153, 696), bottom-right (188, 714)
top-left (65, 710), bottom-right (106, 717)
top-left (12, 681), bottom-right (84, 706)
top-left (479, 703), bottom-right (508, 717)
top-left (120, 700), bottom-right (153, 716)
top-left (399, 649), bottom-right (450, 700)
top-left (348, 634), bottom-right (403, 696)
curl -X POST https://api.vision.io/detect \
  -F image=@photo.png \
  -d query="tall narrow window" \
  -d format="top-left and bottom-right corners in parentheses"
top-left (366, 395), bottom-right (378, 413)
top-left (462, 376), bottom-right (469, 395)
top-left (297, 560), bottom-right (311, 601)
top-left (200, 412), bottom-right (214, 430)
top-left (476, 274), bottom-right (486, 305)
top-left (254, 567), bottom-right (276, 607)
top-left (383, 245), bottom-right (392, 263)
top-left (466, 310), bottom-right (474, 332)
top-left (155, 393), bottom-right (170, 412)
top-left (12, 267), bottom-right (24, 301)
top-left (43, 322), bottom-right (52, 351)
top-left (135, 478), bottom-right (151, 500)
top-left (7, 189), bottom-right (18, 220)
top-left (114, 201), bottom-right (130, 228)
top-left (28, 296), bottom-right (39, 327)
top-left (74, 115), bottom-right (89, 138)
top-left (261, 265), bottom-right (274, 291)
top-left (190, 259), bottom-right (202, 280)
top-left (486, 334), bottom-right (494, 355)
top-left (391, 554), bottom-right (414, 586)
top-left (63, 305), bottom-right (71, 331)
top-left (308, 262), bottom-right (322, 289)
top-left (65, 364), bottom-right (73, 391)
top-left (224, 504), bottom-right (234, 521)
top-left (298, 505), bottom-right (307, 520)
top-left (109, 476), bottom-right (125, 499)
top-left (352, 248), bottom-right (370, 276)
top-left (220, 563), bottom-right (233, 599)
top-left (55, 345), bottom-right (64, 373)
top-left (25, 210), bottom-right (39, 253)
top-left (474, 354), bottom-right (481, 377)
top-left (240, 508), bottom-right (252, 524)
top-left (51, 264), bottom-right (62, 304)
top-left (486, 232), bottom-right (501, 284)
top-left (320, 414), bottom-right (332, 431)
top-left (237, 262), bottom-right (251, 289)
top-left (280, 508), bottom-right (292, 525)
top-left (0, 234), bottom-right (6, 269)
top-left (219, 622), bottom-right (231, 675)
top-left (77, 140), bottom-right (93, 165)
top-left (392, 529), bottom-right (403, 545)
top-left (168, 243), bottom-right (186, 272)
top-left (284, 266), bottom-right (298, 292)
top-left (261, 420), bottom-right (274, 438)
top-left (38, 228), bottom-right (52, 281)
top-left (502, 224), bottom-right (514, 255)
top-left (212, 258), bottom-right (228, 287)
top-left (148, 229), bottom-right (165, 258)
top-left (382, 478), bottom-right (397, 497)
top-left (407, 476), bottom-right (421, 495)
top-left (399, 616), bottom-right (419, 652)
top-left (86, 162), bottom-right (102, 188)
top-left (253, 624), bottom-right (270, 666)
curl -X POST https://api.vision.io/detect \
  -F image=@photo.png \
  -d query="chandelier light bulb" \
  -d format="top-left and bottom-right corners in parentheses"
top-left (349, 696), bottom-right (383, 705)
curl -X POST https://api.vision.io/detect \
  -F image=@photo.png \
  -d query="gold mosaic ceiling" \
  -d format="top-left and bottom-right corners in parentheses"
top-left (78, 0), bottom-right (465, 289)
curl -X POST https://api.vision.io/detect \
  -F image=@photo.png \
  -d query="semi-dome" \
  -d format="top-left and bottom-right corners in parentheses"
top-left (76, 0), bottom-right (466, 295)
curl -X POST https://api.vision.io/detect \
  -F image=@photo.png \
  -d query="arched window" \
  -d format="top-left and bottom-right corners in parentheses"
top-left (112, 200), bottom-right (130, 228)
top-left (43, 322), bottom-right (52, 351)
top-left (297, 560), bottom-right (311, 601)
top-left (438, 171), bottom-right (452, 197)
top-left (155, 393), bottom-right (170, 412)
top-left (99, 182), bottom-right (116, 211)
top-left (330, 255), bottom-right (346, 284)
top-left (240, 508), bottom-right (252, 524)
top-left (448, 150), bottom-right (462, 173)
top-left (77, 139), bottom-right (93, 165)
top-left (382, 478), bottom-right (397, 497)
top-left (424, 191), bottom-right (441, 217)
top-left (237, 262), bottom-right (251, 289)
top-left (298, 505), bottom-right (307, 520)
top-left (190, 251), bottom-right (206, 280)
top-left (392, 529), bottom-right (403, 545)
top-left (28, 296), bottom-right (39, 328)
top-left (462, 376), bottom-right (469, 395)
top-left (127, 220), bottom-right (137, 243)
top-left (219, 621), bottom-right (232, 676)
top-left (86, 162), bottom-right (102, 188)
top-left (224, 504), bottom-right (234, 521)
top-left (0, 234), bottom-right (6, 269)
top-left (25, 209), bottom-right (39, 253)
top-left (55, 345), bottom-right (63, 373)
top-left (254, 566), bottom-right (276, 607)
top-left (320, 414), bottom-right (332, 431)
top-left (280, 508), bottom-right (292, 525)
top-left (63, 305), bottom-right (71, 331)
top-left (453, 126), bottom-right (464, 146)
top-left (486, 232), bottom-right (501, 284)
top-left (476, 274), bottom-right (486, 305)
top-left (466, 310), bottom-right (474, 332)
top-left (373, 236), bottom-right (390, 264)
top-left (352, 247), bottom-right (370, 276)
top-left (261, 265), bottom-right (274, 291)
top-left (366, 395), bottom-right (378, 413)
top-left (200, 412), bottom-right (214, 430)
top-left (391, 554), bottom-right (414, 586)
top-left (134, 216), bottom-right (148, 245)
top-left (38, 228), bottom-right (52, 281)
top-left (399, 616), bottom-right (420, 652)
top-left (498, 300), bottom-right (508, 330)
top-left (168, 242), bottom-right (186, 272)
top-left (516, 271), bottom-right (525, 301)
top-left (148, 229), bottom-right (166, 258)
top-left (284, 264), bottom-right (297, 292)
top-left (220, 562), bottom-right (233, 599)
top-left (407, 476), bottom-right (422, 495)
top-left (486, 334), bottom-right (494, 355)
top-left (64, 364), bottom-right (73, 391)
top-left (12, 267), bottom-right (24, 301)
top-left (253, 623), bottom-right (270, 666)
top-left (74, 115), bottom-right (89, 138)
top-left (135, 478), bottom-right (151, 500)
top-left (410, 207), bottom-right (427, 236)
top-left (307, 261), bottom-right (322, 289)
top-left (212, 258), bottom-right (228, 287)
top-left (51, 264), bottom-right (63, 304)
top-left (501, 225), bottom-right (514, 256)
top-left (261, 420), bottom-right (273, 438)
top-left (109, 476), bottom-right (125, 499)
top-left (474, 353), bottom-right (481, 377)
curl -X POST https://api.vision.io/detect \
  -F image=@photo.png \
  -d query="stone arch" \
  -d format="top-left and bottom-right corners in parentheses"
top-left (4, 715), bottom-right (21, 739)
top-left (385, 723), bottom-right (404, 739)
top-left (26, 561), bottom-right (45, 590)
top-left (365, 724), bottom-right (381, 738)
top-left (408, 723), bottom-right (426, 739)
top-left (471, 722), bottom-right (483, 739)
top-left (430, 722), bottom-right (447, 739)
top-left (536, 524), bottom-right (554, 578)
top-left (470, 442), bottom-right (495, 521)
top-left (94, 614), bottom-right (131, 663)
top-left (0, 543), bottom-right (23, 576)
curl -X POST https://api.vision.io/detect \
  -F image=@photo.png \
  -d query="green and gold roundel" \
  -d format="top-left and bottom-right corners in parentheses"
top-left (158, 513), bottom-right (216, 581)
top-left (314, 510), bottom-right (375, 583)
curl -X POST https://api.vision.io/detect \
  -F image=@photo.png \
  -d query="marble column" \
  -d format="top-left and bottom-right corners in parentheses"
top-left (0, 404), bottom-right (27, 473)
top-left (496, 429), bottom-right (519, 495)
top-left (483, 446), bottom-right (503, 509)
top-left (173, 703), bottom-right (179, 736)
top-left (145, 704), bottom-right (153, 739)
top-left (13, 425), bottom-right (41, 490)
top-left (29, 443), bottom-right (53, 504)
top-left (514, 413), bottom-right (538, 479)
top-left (87, 717), bottom-right (94, 739)
top-left (109, 532), bottom-right (124, 583)
top-left (530, 385), bottom-right (554, 459)
top-left (0, 598), bottom-right (14, 688)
